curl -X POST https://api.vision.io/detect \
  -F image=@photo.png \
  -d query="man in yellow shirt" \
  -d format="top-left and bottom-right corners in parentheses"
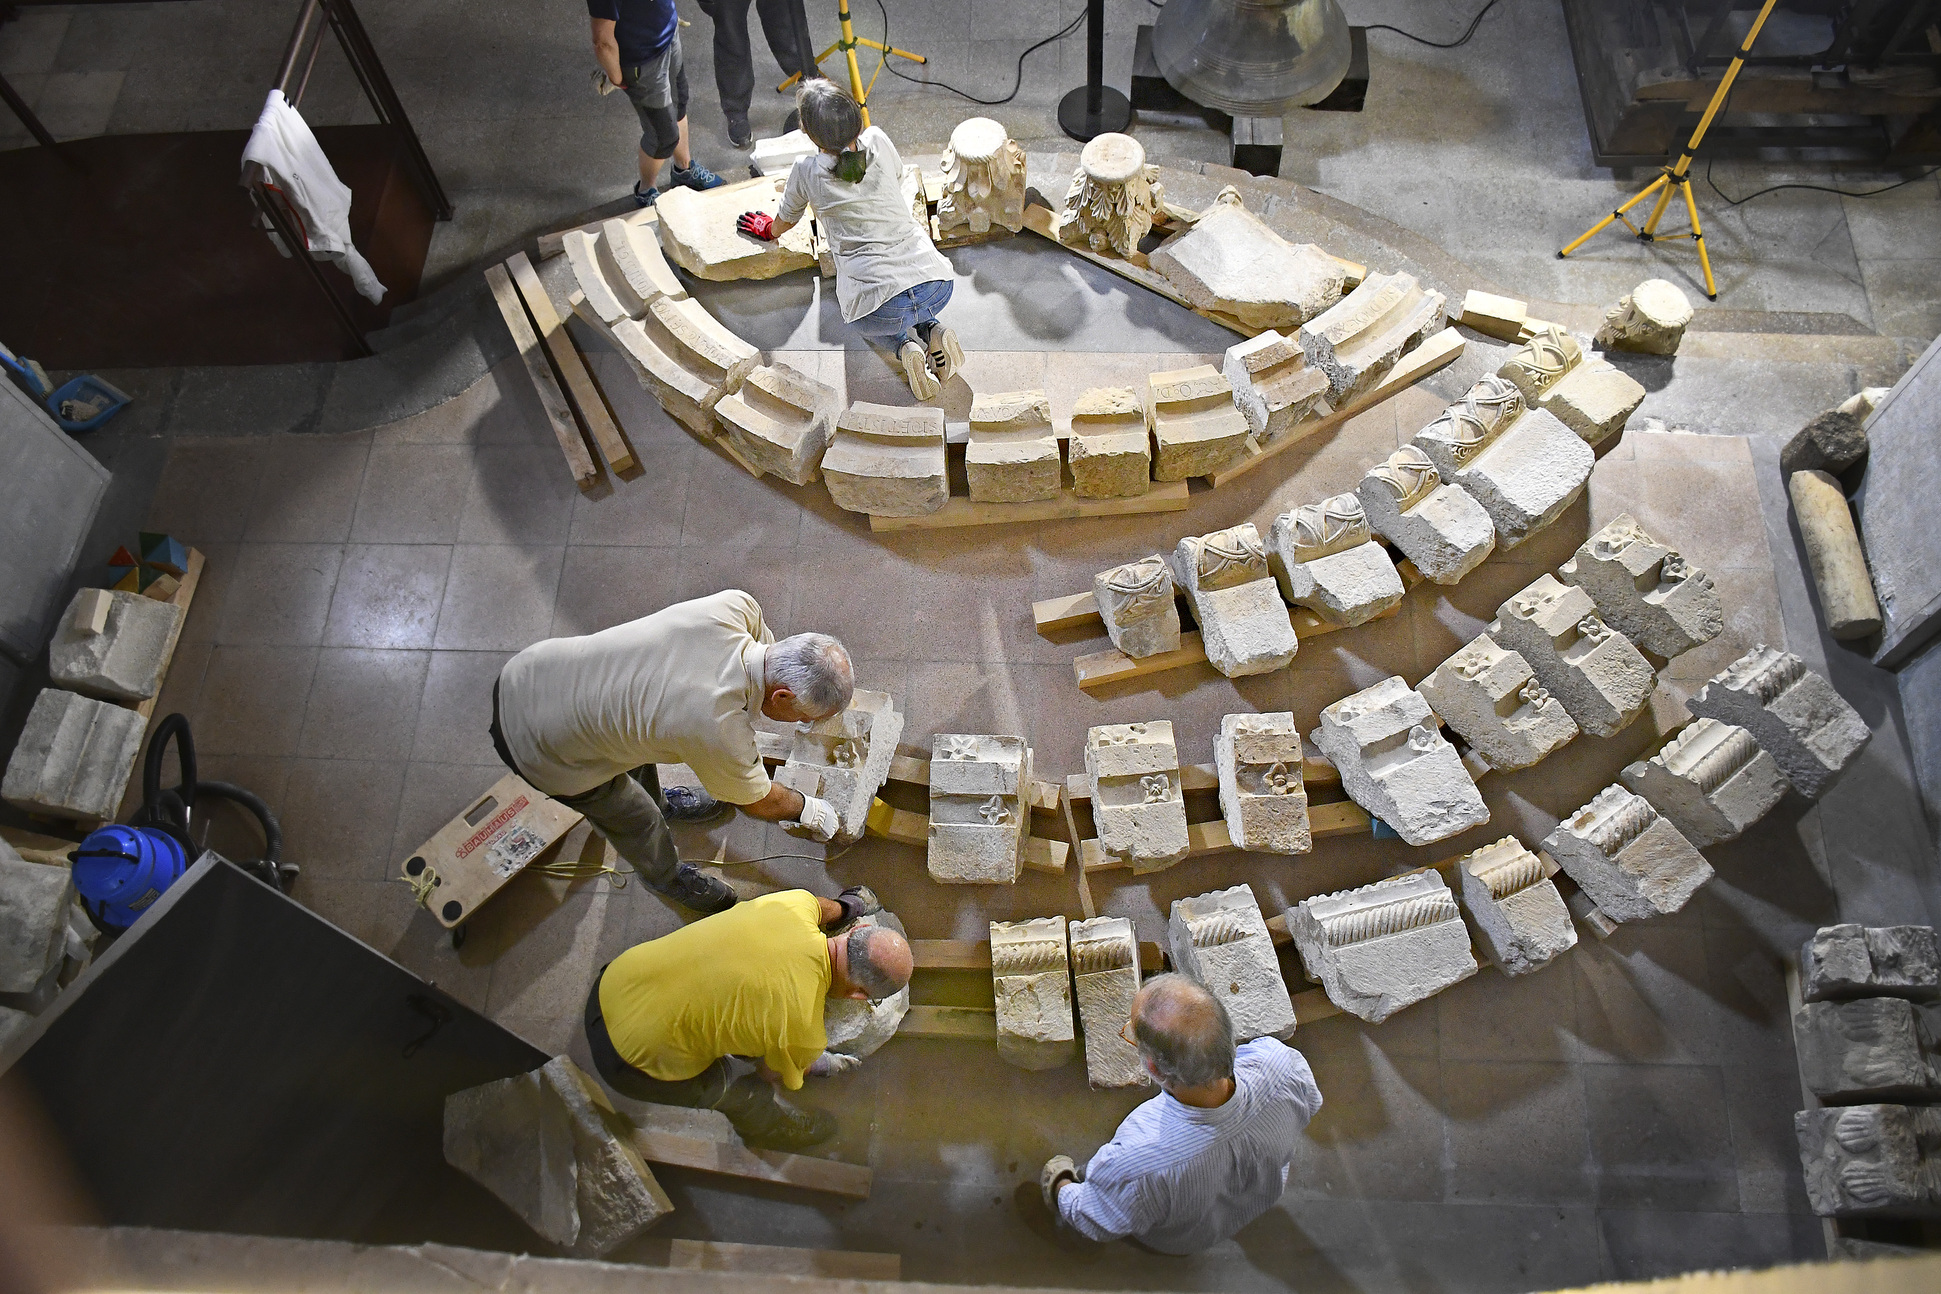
top-left (584, 889), bottom-right (913, 1149)
top-left (492, 589), bottom-right (854, 915)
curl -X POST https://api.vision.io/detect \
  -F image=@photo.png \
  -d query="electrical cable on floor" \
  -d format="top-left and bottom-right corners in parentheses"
top-left (1693, 73), bottom-right (1941, 205)
top-left (873, 0), bottom-right (1085, 107)
top-left (1364, 0), bottom-right (1504, 49)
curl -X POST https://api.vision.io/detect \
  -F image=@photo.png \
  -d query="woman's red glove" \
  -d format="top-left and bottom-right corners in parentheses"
top-left (737, 211), bottom-right (775, 240)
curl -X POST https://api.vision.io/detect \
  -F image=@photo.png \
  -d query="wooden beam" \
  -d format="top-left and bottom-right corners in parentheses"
top-left (1207, 327), bottom-right (1466, 488)
top-left (896, 1004), bottom-right (997, 1040)
top-left (627, 1126), bottom-right (871, 1199)
top-left (867, 480), bottom-right (1191, 533)
top-left (1078, 799), bottom-right (1370, 871)
top-left (506, 252), bottom-right (635, 476)
top-left (133, 545), bottom-right (204, 724)
top-left (484, 262), bottom-right (601, 490)
top-left (1070, 564), bottom-right (1423, 690)
top-left (668, 1240), bottom-right (900, 1282)
top-left (863, 800), bottom-right (1069, 874)
top-left (0, 825), bottom-right (79, 864)
top-left (1059, 780), bottom-right (1097, 920)
top-left (1062, 758), bottom-right (1339, 804)
top-left (910, 938), bottom-right (1164, 972)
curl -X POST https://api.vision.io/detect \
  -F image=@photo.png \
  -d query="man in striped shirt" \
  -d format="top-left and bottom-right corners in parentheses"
top-left (1041, 974), bottom-right (1323, 1254)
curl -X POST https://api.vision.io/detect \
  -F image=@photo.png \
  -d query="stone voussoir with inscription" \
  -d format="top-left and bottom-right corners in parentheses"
top-left (926, 734), bottom-right (1032, 885)
top-left (1416, 633), bottom-right (1577, 772)
top-left (1559, 514), bottom-right (1723, 659)
top-left (1491, 574), bottom-right (1653, 738)
top-left (1085, 721), bottom-right (1189, 873)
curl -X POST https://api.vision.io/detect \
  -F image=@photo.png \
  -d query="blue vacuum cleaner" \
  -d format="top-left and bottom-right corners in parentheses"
top-left (71, 714), bottom-right (290, 934)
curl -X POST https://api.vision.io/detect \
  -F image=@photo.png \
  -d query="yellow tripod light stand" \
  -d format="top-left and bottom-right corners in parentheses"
top-left (1559, 0), bottom-right (1779, 301)
top-left (777, 0), bottom-right (926, 129)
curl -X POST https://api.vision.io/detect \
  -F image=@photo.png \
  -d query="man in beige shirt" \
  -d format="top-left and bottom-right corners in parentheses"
top-left (492, 589), bottom-right (855, 914)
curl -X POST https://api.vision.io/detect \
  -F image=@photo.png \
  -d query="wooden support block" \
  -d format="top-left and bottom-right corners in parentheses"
top-left (669, 1240), bottom-right (900, 1282)
top-left (73, 587), bottom-right (112, 635)
top-left (1070, 565), bottom-right (1421, 691)
top-left (867, 481), bottom-right (1191, 532)
top-left (864, 799), bottom-right (1068, 873)
top-left (1292, 987), bottom-right (1341, 1026)
top-left (0, 825), bottom-right (79, 864)
top-left (1208, 328), bottom-right (1466, 487)
top-left (1459, 289), bottom-right (1529, 341)
top-left (132, 546), bottom-right (203, 724)
top-left (627, 1127), bottom-right (871, 1199)
top-left (485, 262), bottom-right (601, 490)
top-left (897, 1004), bottom-right (998, 1039)
top-left (506, 251), bottom-right (636, 476)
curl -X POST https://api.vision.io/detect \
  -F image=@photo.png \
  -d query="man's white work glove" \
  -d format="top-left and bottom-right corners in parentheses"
top-left (806, 1050), bottom-right (863, 1078)
top-left (1040, 1155), bottom-right (1079, 1213)
top-left (785, 794), bottom-right (840, 843)
top-left (592, 67), bottom-right (620, 96)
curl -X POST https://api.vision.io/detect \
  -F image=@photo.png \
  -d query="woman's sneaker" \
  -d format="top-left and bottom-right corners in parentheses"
top-left (920, 322), bottom-right (962, 385)
top-left (899, 340), bottom-right (940, 399)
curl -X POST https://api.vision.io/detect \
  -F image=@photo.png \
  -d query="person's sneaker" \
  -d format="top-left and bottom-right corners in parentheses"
top-left (668, 161), bottom-right (726, 191)
top-left (735, 1101), bottom-right (837, 1151)
top-left (663, 785), bottom-right (733, 824)
top-left (726, 115), bottom-right (753, 148)
top-left (899, 340), bottom-right (940, 400)
top-left (632, 181), bottom-right (658, 208)
top-left (655, 863), bottom-right (738, 915)
top-left (920, 322), bottom-right (963, 385)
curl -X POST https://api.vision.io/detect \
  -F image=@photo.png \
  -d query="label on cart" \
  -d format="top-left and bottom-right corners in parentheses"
top-left (486, 824), bottom-right (550, 877)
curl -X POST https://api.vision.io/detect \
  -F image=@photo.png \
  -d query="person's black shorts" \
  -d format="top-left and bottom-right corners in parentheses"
top-left (623, 29), bottom-right (690, 160)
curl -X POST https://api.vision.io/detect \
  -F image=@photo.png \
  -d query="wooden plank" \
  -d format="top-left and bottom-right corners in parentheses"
top-left (484, 262), bottom-right (600, 490)
top-left (1459, 289), bottom-right (1529, 341)
top-left (1208, 328), bottom-right (1466, 488)
top-left (910, 938), bottom-right (1164, 972)
top-left (1292, 987), bottom-right (1341, 1026)
top-left (506, 252), bottom-right (635, 476)
top-left (863, 800), bottom-right (1069, 873)
top-left (628, 1127), bottom-right (872, 1199)
top-left (1033, 590), bottom-right (1104, 633)
top-left (867, 480), bottom-right (1191, 533)
top-left (669, 1240), bottom-right (900, 1282)
top-left (1064, 758), bottom-right (1338, 805)
top-left (896, 1004), bottom-right (997, 1039)
top-left (132, 545), bottom-right (204, 724)
top-left (1059, 780), bottom-right (1096, 920)
top-left (1071, 564), bottom-right (1422, 690)
top-left (1078, 799), bottom-right (1370, 871)
top-left (0, 825), bottom-right (78, 864)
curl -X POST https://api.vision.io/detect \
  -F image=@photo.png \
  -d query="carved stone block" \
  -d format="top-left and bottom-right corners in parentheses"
top-left (1296, 270), bottom-right (1445, 401)
top-left (1312, 675), bottom-right (1489, 846)
top-left (1492, 574), bottom-right (1654, 738)
top-left (1413, 376), bottom-right (1593, 549)
top-left (600, 216), bottom-right (685, 307)
top-left (966, 389), bottom-right (1060, 503)
top-left (991, 916), bottom-right (1075, 1070)
top-left (1537, 357), bottom-right (1644, 447)
top-left (1150, 188), bottom-right (1349, 333)
top-left (1544, 784), bottom-right (1713, 923)
top-left (1093, 554), bottom-right (1181, 659)
top-left (1795, 1104), bottom-right (1941, 1218)
top-left (1169, 885), bottom-right (1297, 1041)
top-left (605, 295), bottom-right (759, 435)
top-left (1266, 492), bottom-right (1404, 626)
top-left (1223, 329), bottom-right (1330, 445)
top-left (822, 402), bottom-right (948, 517)
top-left (1068, 386), bottom-right (1151, 499)
top-left (1559, 514), bottom-right (1724, 658)
top-left (2, 688), bottom-right (145, 822)
top-left (1288, 870), bottom-right (1479, 1023)
top-left (1357, 446), bottom-right (1495, 584)
top-left (1497, 322), bottom-right (1584, 404)
top-left (1059, 132), bottom-right (1162, 260)
top-left (1795, 998), bottom-right (1941, 1104)
top-left (1145, 365), bottom-right (1251, 481)
top-left (936, 117), bottom-right (1026, 235)
top-left (48, 588), bottom-right (180, 702)
top-left (1416, 633), bottom-right (1577, 772)
top-left (1802, 925), bottom-right (1940, 1003)
top-left (926, 734), bottom-right (1031, 885)
top-left (1782, 408), bottom-right (1869, 477)
top-left (715, 361), bottom-right (840, 486)
top-left (1595, 279), bottom-right (1693, 356)
top-left (1685, 645), bottom-right (1871, 800)
top-left (1070, 916), bottom-right (1148, 1089)
top-left (0, 841), bottom-right (75, 994)
top-left (1215, 712), bottom-right (1310, 855)
top-left (562, 229), bottom-right (632, 324)
top-left (1173, 523), bottom-right (1298, 677)
top-left (654, 179), bottom-right (818, 281)
top-left (1620, 718), bottom-right (1787, 847)
top-left (1085, 721), bottom-right (1188, 873)
top-left (773, 690), bottom-right (902, 844)
top-left (1457, 836), bottom-right (1577, 975)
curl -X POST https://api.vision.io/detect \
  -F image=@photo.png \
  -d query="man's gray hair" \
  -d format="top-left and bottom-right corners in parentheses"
top-left (1132, 974), bottom-right (1236, 1090)
top-left (768, 633), bottom-right (853, 716)
top-left (795, 77), bottom-right (862, 153)
top-left (846, 926), bottom-right (907, 999)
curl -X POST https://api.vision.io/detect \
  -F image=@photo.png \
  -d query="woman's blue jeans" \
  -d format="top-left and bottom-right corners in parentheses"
top-left (850, 278), bottom-right (954, 342)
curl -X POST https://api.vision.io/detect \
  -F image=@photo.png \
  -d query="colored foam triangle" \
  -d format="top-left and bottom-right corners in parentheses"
top-left (140, 532), bottom-right (189, 577)
top-left (110, 567), bottom-right (141, 593)
top-left (108, 545), bottom-right (139, 568)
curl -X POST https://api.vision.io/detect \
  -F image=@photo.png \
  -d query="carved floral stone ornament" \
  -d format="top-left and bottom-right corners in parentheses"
top-left (1195, 525), bottom-right (1268, 589)
top-left (1060, 132), bottom-right (1164, 260)
top-left (1577, 614), bottom-right (1613, 645)
top-left (1289, 492), bottom-right (1371, 562)
top-left (1367, 445), bottom-right (1441, 510)
top-left (1100, 555), bottom-right (1174, 622)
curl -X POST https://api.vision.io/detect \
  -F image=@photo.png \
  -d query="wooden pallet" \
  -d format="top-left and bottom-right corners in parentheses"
top-left (1058, 562), bottom-right (1425, 691)
top-left (866, 480), bottom-right (1192, 533)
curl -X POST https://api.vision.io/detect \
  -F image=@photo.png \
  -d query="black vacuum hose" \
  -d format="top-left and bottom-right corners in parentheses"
top-left (196, 779), bottom-right (293, 890)
top-left (132, 714), bottom-right (292, 892)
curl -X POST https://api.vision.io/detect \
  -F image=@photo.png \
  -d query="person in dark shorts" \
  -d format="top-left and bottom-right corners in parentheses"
top-left (588, 0), bottom-right (728, 206)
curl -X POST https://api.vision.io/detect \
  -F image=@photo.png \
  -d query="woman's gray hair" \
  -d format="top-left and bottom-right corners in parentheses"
top-left (768, 633), bottom-right (853, 716)
top-left (846, 926), bottom-right (907, 999)
top-left (1132, 974), bottom-right (1236, 1090)
top-left (795, 77), bottom-right (863, 153)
